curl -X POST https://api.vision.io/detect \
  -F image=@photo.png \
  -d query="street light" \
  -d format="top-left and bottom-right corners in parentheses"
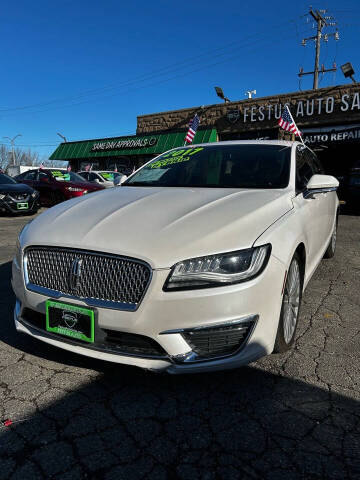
top-left (245, 89), bottom-right (257, 99)
top-left (3, 134), bottom-right (22, 166)
top-left (341, 63), bottom-right (356, 83)
top-left (215, 86), bottom-right (230, 103)
top-left (57, 132), bottom-right (68, 142)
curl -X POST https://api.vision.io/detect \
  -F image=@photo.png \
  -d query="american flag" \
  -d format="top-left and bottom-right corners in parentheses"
top-left (278, 106), bottom-right (301, 136)
top-left (185, 114), bottom-right (200, 144)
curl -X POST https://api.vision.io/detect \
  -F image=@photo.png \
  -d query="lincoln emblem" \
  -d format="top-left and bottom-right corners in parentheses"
top-left (69, 258), bottom-right (83, 291)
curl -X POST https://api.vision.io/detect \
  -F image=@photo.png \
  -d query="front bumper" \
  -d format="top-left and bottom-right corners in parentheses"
top-left (0, 196), bottom-right (39, 214)
top-left (12, 252), bottom-right (286, 373)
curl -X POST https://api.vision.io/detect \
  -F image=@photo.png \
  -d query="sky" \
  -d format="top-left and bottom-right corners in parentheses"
top-left (0, 0), bottom-right (359, 159)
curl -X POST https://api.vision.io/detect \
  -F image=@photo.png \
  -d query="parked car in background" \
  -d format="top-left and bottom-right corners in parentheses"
top-left (78, 170), bottom-right (127, 188)
top-left (0, 172), bottom-right (39, 215)
top-left (15, 168), bottom-right (105, 206)
top-left (13, 141), bottom-right (339, 373)
top-left (343, 171), bottom-right (360, 212)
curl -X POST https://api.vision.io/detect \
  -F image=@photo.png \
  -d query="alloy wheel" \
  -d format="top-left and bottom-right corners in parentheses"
top-left (283, 259), bottom-right (301, 344)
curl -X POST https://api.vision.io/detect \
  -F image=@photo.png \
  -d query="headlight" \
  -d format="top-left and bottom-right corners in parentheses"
top-left (0, 193), bottom-right (5, 200)
top-left (65, 187), bottom-right (84, 192)
top-left (14, 238), bottom-right (22, 268)
top-left (164, 245), bottom-right (271, 291)
top-left (15, 220), bottom-right (34, 267)
top-left (31, 191), bottom-right (38, 198)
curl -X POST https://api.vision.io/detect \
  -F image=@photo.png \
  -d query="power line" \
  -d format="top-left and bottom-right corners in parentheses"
top-left (0, 14), bottom-right (310, 116)
top-left (1, 23), bottom-right (312, 119)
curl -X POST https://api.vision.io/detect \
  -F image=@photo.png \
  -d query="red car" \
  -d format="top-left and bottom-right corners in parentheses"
top-left (15, 168), bottom-right (105, 206)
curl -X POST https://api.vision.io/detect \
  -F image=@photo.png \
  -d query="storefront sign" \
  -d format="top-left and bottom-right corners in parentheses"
top-left (227, 91), bottom-right (360, 125)
top-left (303, 124), bottom-right (360, 144)
top-left (91, 137), bottom-right (158, 151)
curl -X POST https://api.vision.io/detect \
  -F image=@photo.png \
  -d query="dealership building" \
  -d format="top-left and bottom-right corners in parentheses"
top-left (50, 82), bottom-right (360, 176)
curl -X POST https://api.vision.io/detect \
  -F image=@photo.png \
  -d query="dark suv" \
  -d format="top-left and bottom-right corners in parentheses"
top-left (15, 169), bottom-right (105, 206)
top-left (0, 172), bottom-right (39, 214)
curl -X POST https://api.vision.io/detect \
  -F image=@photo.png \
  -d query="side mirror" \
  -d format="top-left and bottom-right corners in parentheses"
top-left (304, 174), bottom-right (339, 199)
top-left (94, 178), bottom-right (101, 183)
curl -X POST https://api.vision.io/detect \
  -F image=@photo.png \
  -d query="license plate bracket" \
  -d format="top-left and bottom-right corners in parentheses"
top-left (17, 202), bottom-right (29, 210)
top-left (45, 300), bottom-right (95, 343)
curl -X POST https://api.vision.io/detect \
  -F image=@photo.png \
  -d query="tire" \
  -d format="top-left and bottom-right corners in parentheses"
top-left (323, 218), bottom-right (337, 259)
top-left (274, 253), bottom-right (303, 353)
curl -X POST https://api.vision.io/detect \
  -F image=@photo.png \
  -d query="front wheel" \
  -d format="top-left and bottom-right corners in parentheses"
top-left (274, 253), bottom-right (303, 353)
top-left (323, 220), bottom-right (337, 259)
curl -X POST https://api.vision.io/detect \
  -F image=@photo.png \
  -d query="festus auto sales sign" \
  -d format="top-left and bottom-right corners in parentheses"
top-left (230, 92), bottom-right (360, 124)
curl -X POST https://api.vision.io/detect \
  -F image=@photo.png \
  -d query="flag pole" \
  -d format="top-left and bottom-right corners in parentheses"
top-left (286, 105), bottom-right (306, 146)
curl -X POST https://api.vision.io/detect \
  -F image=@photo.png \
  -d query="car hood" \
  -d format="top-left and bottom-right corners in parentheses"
top-left (22, 187), bottom-right (293, 268)
top-left (0, 183), bottom-right (34, 194)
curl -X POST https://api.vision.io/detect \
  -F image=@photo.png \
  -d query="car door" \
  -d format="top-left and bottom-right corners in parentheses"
top-left (88, 172), bottom-right (101, 184)
top-left (19, 170), bottom-right (37, 188)
top-left (292, 146), bottom-right (329, 273)
top-left (308, 149), bottom-right (336, 237)
top-left (35, 171), bottom-right (54, 206)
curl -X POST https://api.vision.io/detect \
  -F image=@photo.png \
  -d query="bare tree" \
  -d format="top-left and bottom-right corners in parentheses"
top-left (0, 145), bottom-right (66, 172)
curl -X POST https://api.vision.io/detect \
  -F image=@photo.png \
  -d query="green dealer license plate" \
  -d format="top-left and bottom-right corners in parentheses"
top-left (45, 300), bottom-right (95, 343)
top-left (17, 202), bottom-right (28, 210)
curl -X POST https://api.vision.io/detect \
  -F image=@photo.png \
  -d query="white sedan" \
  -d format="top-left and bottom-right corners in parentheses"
top-left (12, 141), bottom-right (339, 373)
top-left (78, 170), bottom-right (127, 188)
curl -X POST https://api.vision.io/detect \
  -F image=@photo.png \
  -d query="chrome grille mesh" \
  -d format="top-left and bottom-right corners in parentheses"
top-left (25, 247), bottom-right (151, 307)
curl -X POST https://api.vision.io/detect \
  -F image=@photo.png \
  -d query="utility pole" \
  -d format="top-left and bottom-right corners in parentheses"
top-left (298, 8), bottom-right (339, 90)
top-left (3, 134), bottom-right (22, 166)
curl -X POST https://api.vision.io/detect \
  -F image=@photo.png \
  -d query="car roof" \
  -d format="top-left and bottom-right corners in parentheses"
top-left (176, 139), bottom-right (300, 148)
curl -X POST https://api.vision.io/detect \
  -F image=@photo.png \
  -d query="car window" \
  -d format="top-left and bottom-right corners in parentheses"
top-left (99, 172), bottom-right (115, 182)
top-left (78, 172), bottom-right (88, 181)
top-left (125, 145), bottom-right (291, 189)
top-left (23, 170), bottom-right (37, 180)
top-left (89, 172), bottom-right (99, 182)
top-left (296, 147), bottom-right (316, 192)
top-left (304, 149), bottom-right (324, 175)
top-left (49, 170), bottom-right (86, 182)
top-left (39, 171), bottom-right (50, 181)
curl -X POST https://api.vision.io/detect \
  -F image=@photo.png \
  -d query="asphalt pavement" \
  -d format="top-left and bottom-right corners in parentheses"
top-left (0, 210), bottom-right (359, 479)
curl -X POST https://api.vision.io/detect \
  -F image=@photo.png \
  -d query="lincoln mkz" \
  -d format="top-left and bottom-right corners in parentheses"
top-left (12, 141), bottom-right (339, 373)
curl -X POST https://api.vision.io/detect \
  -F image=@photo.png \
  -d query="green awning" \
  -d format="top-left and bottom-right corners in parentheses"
top-left (50, 129), bottom-right (217, 161)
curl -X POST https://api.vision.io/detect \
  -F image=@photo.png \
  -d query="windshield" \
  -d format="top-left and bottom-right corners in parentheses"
top-left (124, 144), bottom-right (291, 189)
top-left (49, 170), bottom-right (87, 182)
top-left (0, 173), bottom-right (17, 185)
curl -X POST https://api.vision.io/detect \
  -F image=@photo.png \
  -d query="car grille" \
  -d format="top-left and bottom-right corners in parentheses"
top-left (24, 246), bottom-right (152, 310)
top-left (21, 308), bottom-right (166, 358)
top-left (8, 193), bottom-right (30, 201)
top-left (182, 320), bottom-right (255, 359)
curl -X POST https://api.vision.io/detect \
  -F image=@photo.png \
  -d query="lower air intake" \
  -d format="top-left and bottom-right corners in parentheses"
top-left (182, 320), bottom-right (255, 359)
